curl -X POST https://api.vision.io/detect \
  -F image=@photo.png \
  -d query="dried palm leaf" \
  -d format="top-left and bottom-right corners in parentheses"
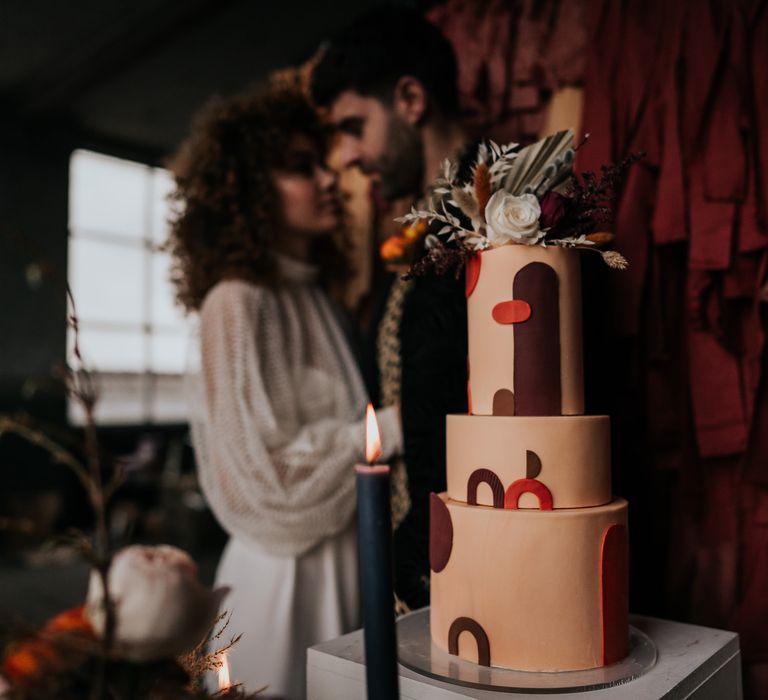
top-left (502, 130), bottom-right (574, 196)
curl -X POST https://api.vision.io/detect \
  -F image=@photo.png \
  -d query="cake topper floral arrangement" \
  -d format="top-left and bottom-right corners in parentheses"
top-left (385, 130), bottom-right (640, 278)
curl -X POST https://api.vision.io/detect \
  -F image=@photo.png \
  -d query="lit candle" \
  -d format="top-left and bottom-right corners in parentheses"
top-left (218, 652), bottom-right (231, 692)
top-left (355, 404), bottom-right (399, 700)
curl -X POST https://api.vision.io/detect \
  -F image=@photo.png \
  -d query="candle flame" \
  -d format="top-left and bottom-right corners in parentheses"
top-left (365, 403), bottom-right (382, 464)
top-left (218, 651), bottom-right (231, 690)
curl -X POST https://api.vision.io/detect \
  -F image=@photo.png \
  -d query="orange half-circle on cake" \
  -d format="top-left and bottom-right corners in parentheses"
top-left (504, 478), bottom-right (554, 510)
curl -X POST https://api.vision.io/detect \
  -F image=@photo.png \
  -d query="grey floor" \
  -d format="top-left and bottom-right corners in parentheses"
top-left (0, 559), bottom-right (90, 626)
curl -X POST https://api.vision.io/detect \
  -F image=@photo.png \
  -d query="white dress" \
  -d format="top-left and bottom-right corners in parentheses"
top-left (187, 256), bottom-right (402, 698)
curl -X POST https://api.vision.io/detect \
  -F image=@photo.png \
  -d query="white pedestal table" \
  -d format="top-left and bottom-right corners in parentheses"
top-left (307, 610), bottom-right (742, 699)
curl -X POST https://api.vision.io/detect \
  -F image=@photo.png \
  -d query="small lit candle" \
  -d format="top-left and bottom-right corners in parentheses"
top-left (218, 652), bottom-right (231, 692)
top-left (355, 404), bottom-right (399, 700)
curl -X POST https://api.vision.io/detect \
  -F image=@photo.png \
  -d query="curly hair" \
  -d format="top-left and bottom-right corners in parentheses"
top-left (167, 80), bottom-right (349, 312)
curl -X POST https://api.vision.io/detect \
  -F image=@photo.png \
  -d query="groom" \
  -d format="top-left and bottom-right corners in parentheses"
top-left (311, 7), bottom-right (471, 609)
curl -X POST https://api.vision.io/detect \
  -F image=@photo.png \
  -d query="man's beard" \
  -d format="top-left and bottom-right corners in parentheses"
top-left (373, 114), bottom-right (424, 202)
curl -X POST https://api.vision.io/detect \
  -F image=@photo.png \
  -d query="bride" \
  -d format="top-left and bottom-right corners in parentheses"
top-left (167, 81), bottom-right (402, 698)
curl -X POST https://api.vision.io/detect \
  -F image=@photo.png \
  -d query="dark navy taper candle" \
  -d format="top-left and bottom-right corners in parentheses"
top-left (356, 463), bottom-right (399, 700)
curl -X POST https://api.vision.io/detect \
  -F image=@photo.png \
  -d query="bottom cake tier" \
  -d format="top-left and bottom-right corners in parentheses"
top-left (430, 494), bottom-right (629, 672)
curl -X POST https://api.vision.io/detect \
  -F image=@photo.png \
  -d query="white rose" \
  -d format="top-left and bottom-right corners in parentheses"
top-left (86, 545), bottom-right (229, 662)
top-left (484, 191), bottom-right (544, 246)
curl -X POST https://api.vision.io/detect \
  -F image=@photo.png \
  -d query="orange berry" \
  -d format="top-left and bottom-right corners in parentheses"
top-left (380, 236), bottom-right (406, 261)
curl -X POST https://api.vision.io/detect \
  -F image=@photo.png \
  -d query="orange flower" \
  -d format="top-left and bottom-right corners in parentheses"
top-left (2, 606), bottom-right (95, 686)
top-left (380, 236), bottom-right (406, 261)
top-left (402, 220), bottom-right (427, 241)
top-left (47, 606), bottom-right (93, 635)
top-left (3, 638), bottom-right (57, 686)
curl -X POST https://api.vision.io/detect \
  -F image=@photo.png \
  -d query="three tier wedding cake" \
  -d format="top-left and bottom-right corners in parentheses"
top-left (399, 130), bottom-right (632, 671)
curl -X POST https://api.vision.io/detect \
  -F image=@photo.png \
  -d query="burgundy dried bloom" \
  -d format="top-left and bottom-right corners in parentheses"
top-left (538, 191), bottom-right (569, 230)
top-left (403, 241), bottom-right (475, 280)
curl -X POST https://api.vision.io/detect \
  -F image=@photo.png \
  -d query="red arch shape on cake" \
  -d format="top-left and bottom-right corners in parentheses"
top-left (600, 523), bottom-right (629, 665)
top-left (448, 617), bottom-right (491, 666)
top-left (504, 478), bottom-right (554, 510)
top-left (465, 253), bottom-right (482, 298)
top-left (467, 468), bottom-right (505, 508)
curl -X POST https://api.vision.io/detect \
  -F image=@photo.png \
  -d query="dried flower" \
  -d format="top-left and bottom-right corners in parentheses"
top-left (398, 134), bottom-right (637, 276)
top-left (473, 162), bottom-right (491, 213)
top-left (585, 232), bottom-right (614, 246)
top-left (86, 545), bottom-right (229, 662)
top-left (380, 236), bottom-right (406, 261)
top-left (485, 192), bottom-right (544, 246)
top-left (601, 251), bottom-right (629, 269)
top-left (563, 151), bottom-right (645, 236)
top-left (3, 607), bottom-right (95, 686)
top-left (538, 191), bottom-right (569, 230)
top-left (450, 187), bottom-right (479, 221)
top-left (403, 240), bottom-right (474, 280)
top-left (402, 220), bottom-right (427, 241)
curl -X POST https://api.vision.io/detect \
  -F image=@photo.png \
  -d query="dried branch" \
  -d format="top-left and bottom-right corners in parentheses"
top-left (0, 416), bottom-right (91, 495)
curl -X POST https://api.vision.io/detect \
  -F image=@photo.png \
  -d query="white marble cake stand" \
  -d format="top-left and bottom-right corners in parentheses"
top-left (396, 608), bottom-right (656, 694)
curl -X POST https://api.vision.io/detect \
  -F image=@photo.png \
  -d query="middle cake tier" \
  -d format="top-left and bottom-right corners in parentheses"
top-left (447, 414), bottom-right (611, 509)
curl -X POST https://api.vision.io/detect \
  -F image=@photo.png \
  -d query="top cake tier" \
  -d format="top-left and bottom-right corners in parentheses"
top-left (466, 245), bottom-right (583, 416)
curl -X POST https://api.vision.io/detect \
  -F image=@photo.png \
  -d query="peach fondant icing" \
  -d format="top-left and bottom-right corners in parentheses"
top-left (430, 495), bottom-right (629, 671)
top-left (466, 245), bottom-right (583, 417)
top-left (446, 414), bottom-right (611, 509)
top-left (431, 245), bottom-right (629, 673)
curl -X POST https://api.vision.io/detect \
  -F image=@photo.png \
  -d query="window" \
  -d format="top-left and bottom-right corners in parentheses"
top-left (67, 149), bottom-right (189, 425)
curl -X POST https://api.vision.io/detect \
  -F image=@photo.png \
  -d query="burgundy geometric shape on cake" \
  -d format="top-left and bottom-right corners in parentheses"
top-left (465, 253), bottom-right (482, 298)
top-left (492, 388), bottom-right (515, 416)
top-left (513, 262), bottom-right (561, 415)
top-left (467, 468), bottom-right (505, 508)
top-left (600, 523), bottom-right (629, 665)
top-left (492, 299), bottom-right (532, 324)
top-left (447, 616), bottom-right (491, 666)
top-left (526, 450), bottom-right (542, 479)
top-left (504, 478), bottom-right (554, 510)
top-left (430, 493), bottom-right (454, 573)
